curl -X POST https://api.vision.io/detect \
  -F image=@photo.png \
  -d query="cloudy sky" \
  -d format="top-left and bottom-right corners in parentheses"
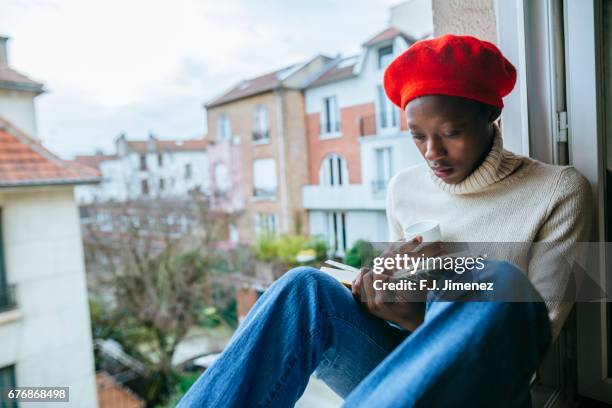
top-left (0, 0), bottom-right (402, 158)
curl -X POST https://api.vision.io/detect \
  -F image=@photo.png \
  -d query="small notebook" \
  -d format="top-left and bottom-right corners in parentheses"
top-left (320, 260), bottom-right (359, 289)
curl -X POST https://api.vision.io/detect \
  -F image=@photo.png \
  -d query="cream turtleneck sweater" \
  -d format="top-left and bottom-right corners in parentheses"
top-left (386, 123), bottom-right (592, 338)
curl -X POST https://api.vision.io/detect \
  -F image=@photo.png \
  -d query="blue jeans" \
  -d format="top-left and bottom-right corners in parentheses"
top-left (178, 260), bottom-right (551, 408)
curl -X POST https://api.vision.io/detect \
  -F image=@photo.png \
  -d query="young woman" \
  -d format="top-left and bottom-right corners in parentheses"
top-left (179, 34), bottom-right (591, 408)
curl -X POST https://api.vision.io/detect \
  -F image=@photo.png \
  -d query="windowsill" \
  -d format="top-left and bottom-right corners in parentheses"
top-left (0, 309), bottom-right (21, 326)
top-left (252, 138), bottom-right (270, 146)
top-left (251, 195), bottom-right (277, 202)
top-left (319, 132), bottom-right (342, 140)
top-left (377, 126), bottom-right (400, 134)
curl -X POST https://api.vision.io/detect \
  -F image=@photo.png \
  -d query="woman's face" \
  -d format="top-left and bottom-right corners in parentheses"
top-left (404, 95), bottom-right (498, 184)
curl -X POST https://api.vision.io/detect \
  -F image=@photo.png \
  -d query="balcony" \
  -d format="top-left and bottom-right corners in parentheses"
top-left (359, 113), bottom-right (400, 137)
top-left (371, 179), bottom-right (387, 196)
top-left (358, 114), bottom-right (377, 137)
top-left (0, 284), bottom-right (17, 314)
top-left (252, 130), bottom-right (270, 144)
top-left (320, 121), bottom-right (341, 139)
top-left (302, 184), bottom-right (385, 211)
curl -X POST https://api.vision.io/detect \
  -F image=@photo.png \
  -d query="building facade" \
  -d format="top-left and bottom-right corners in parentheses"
top-left (302, 28), bottom-right (422, 254)
top-left (74, 133), bottom-right (209, 204)
top-left (0, 39), bottom-right (99, 406)
top-left (205, 55), bottom-right (331, 244)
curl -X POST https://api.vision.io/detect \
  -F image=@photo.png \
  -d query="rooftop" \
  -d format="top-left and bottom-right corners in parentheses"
top-left (0, 64), bottom-right (44, 94)
top-left (0, 116), bottom-right (100, 188)
top-left (362, 27), bottom-right (416, 47)
top-left (205, 63), bottom-right (299, 108)
top-left (308, 56), bottom-right (359, 88)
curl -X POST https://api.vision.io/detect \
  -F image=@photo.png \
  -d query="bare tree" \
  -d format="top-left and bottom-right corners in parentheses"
top-left (83, 195), bottom-right (235, 404)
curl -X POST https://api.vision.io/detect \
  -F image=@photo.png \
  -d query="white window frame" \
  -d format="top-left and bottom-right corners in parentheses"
top-left (377, 44), bottom-right (394, 69)
top-left (318, 154), bottom-right (349, 187)
top-left (373, 146), bottom-right (393, 194)
top-left (253, 158), bottom-right (277, 200)
top-left (377, 85), bottom-right (398, 132)
top-left (326, 211), bottom-right (347, 255)
top-left (255, 213), bottom-right (278, 236)
top-left (321, 96), bottom-right (341, 138)
top-left (217, 113), bottom-right (231, 141)
top-left (252, 105), bottom-right (270, 144)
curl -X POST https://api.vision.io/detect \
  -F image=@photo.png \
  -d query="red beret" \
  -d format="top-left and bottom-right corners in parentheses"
top-left (383, 34), bottom-right (517, 110)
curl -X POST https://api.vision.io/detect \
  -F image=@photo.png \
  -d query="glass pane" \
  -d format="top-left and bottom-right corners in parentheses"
top-left (602, 0), bottom-right (612, 376)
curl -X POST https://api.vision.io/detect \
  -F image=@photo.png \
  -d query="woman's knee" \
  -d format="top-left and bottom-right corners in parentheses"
top-left (477, 260), bottom-right (542, 302)
top-left (275, 266), bottom-right (337, 292)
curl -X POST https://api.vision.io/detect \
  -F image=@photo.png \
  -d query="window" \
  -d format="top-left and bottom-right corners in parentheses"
top-left (157, 153), bottom-right (163, 167)
top-left (139, 154), bottom-right (147, 170)
top-left (185, 163), bottom-right (192, 179)
top-left (373, 147), bottom-right (393, 193)
top-left (141, 179), bottom-right (149, 196)
top-left (255, 213), bottom-right (278, 236)
top-left (377, 85), bottom-right (398, 129)
top-left (253, 158), bottom-right (277, 198)
top-left (321, 96), bottom-right (340, 135)
top-left (217, 113), bottom-right (231, 140)
top-left (377, 44), bottom-right (394, 69)
top-left (0, 365), bottom-right (16, 408)
top-left (159, 178), bottom-right (165, 191)
top-left (214, 163), bottom-right (229, 193)
top-left (252, 105), bottom-right (270, 143)
top-left (326, 211), bottom-right (347, 254)
top-left (319, 154), bottom-right (348, 186)
top-left (0, 209), bottom-right (14, 313)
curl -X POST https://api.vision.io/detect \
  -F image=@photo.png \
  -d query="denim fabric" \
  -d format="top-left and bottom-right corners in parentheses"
top-left (178, 260), bottom-right (551, 408)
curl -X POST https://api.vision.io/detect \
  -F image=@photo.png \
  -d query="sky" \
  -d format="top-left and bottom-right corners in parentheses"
top-left (0, 0), bottom-right (401, 158)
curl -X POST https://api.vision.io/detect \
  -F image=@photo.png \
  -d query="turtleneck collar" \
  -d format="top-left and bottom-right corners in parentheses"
top-left (428, 122), bottom-right (524, 195)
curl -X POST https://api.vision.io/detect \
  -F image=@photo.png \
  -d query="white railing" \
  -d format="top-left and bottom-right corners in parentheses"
top-left (302, 184), bottom-right (385, 210)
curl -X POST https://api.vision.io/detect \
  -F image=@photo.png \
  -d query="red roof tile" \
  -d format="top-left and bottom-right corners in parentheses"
top-left (73, 154), bottom-right (117, 170)
top-left (0, 63), bottom-right (44, 94)
top-left (0, 116), bottom-right (100, 187)
top-left (362, 27), bottom-right (416, 47)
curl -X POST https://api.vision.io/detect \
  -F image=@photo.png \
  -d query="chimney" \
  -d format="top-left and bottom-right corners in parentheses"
top-left (0, 36), bottom-right (9, 65)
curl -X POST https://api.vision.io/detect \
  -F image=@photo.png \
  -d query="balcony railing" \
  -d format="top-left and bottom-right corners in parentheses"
top-left (252, 130), bottom-right (270, 143)
top-left (371, 179), bottom-right (387, 194)
top-left (358, 114), bottom-right (377, 137)
top-left (0, 284), bottom-right (17, 313)
top-left (359, 112), bottom-right (401, 136)
top-left (320, 121), bottom-right (341, 136)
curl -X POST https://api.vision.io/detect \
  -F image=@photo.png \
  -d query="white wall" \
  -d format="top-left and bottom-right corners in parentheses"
top-left (389, 0), bottom-right (434, 39)
top-left (359, 132), bottom-right (422, 191)
top-left (304, 37), bottom-right (411, 115)
top-left (0, 89), bottom-right (38, 138)
top-left (74, 149), bottom-right (210, 204)
top-left (0, 187), bottom-right (97, 407)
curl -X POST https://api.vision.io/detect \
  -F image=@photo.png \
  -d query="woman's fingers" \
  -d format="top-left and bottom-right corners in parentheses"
top-left (352, 267), bottom-right (367, 297)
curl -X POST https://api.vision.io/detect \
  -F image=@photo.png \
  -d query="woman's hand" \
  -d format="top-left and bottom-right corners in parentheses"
top-left (352, 267), bottom-right (426, 331)
top-left (350, 235), bottom-right (447, 331)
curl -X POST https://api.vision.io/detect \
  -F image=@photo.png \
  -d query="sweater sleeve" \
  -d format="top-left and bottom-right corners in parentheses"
top-left (386, 173), bottom-right (404, 241)
top-left (528, 167), bottom-right (593, 339)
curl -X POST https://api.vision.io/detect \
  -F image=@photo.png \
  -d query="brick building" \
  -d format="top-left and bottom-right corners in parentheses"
top-left (205, 55), bottom-right (331, 244)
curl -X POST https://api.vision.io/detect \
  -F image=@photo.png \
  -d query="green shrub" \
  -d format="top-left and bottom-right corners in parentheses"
top-left (343, 240), bottom-right (379, 268)
top-left (253, 234), bottom-right (328, 267)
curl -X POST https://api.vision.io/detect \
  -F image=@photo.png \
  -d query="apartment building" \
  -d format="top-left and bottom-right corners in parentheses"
top-left (73, 133), bottom-right (209, 204)
top-left (302, 28), bottom-right (423, 254)
top-left (0, 37), bottom-right (99, 407)
top-left (205, 55), bottom-right (332, 244)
